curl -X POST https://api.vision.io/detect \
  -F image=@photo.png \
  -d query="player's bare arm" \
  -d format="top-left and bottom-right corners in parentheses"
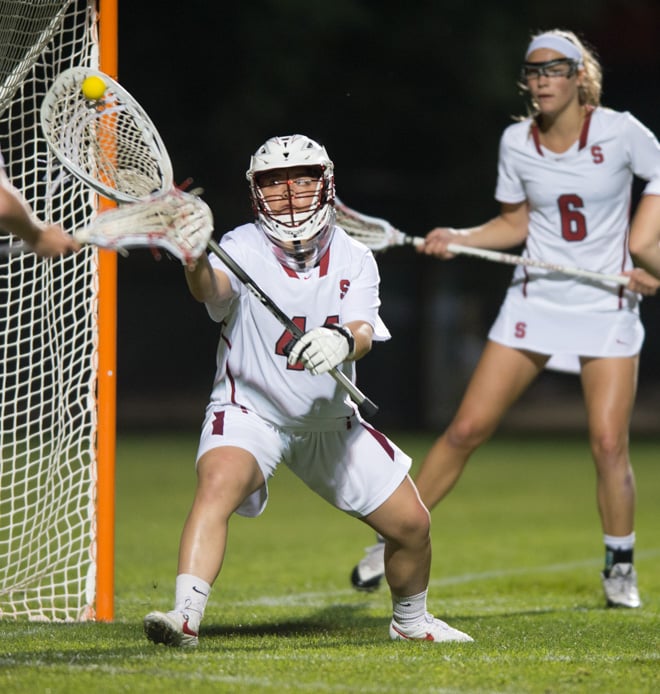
top-left (422, 201), bottom-right (529, 258)
top-left (0, 171), bottom-right (78, 256)
top-left (628, 193), bottom-right (660, 278)
top-left (185, 254), bottom-right (233, 304)
top-left (344, 320), bottom-right (374, 361)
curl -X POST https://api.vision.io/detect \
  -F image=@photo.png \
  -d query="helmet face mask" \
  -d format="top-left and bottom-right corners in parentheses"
top-left (247, 135), bottom-right (336, 270)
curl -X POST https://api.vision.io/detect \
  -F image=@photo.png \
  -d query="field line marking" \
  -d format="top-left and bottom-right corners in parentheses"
top-left (432, 547), bottom-right (660, 587)
top-left (228, 548), bottom-right (660, 607)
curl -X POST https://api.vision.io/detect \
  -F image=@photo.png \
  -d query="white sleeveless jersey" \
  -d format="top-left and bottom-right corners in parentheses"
top-left (203, 223), bottom-right (390, 428)
top-left (495, 107), bottom-right (660, 313)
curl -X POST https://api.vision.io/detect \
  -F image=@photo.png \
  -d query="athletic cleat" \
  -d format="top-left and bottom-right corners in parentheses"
top-left (390, 613), bottom-right (473, 643)
top-left (601, 563), bottom-right (641, 608)
top-left (350, 540), bottom-right (385, 592)
top-left (144, 610), bottom-right (199, 647)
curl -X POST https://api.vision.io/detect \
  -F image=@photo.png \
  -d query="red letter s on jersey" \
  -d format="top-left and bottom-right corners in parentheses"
top-left (591, 145), bottom-right (604, 164)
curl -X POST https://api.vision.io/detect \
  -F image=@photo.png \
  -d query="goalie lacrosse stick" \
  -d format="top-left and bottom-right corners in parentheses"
top-left (334, 197), bottom-right (630, 288)
top-left (40, 67), bottom-right (173, 203)
top-left (40, 70), bottom-right (378, 417)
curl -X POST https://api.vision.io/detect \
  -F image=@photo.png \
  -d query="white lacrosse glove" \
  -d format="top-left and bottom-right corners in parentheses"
top-left (287, 324), bottom-right (355, 375)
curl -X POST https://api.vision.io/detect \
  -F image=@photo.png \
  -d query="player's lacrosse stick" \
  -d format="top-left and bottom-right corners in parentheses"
top-left (0, 239), bottom-right (28, 256)
top-left (76, 188), bottom-right (213, 264)
top-left (40, 69), bottom-right (378, 417)
top-left (334, 197), bottom-right (630, 288)
top-left (335, 197), bottom-right (424, 251)
top-left (443, 244), bottom-right (630, 287)
top-left (0, 189), bottom-right (213, 264)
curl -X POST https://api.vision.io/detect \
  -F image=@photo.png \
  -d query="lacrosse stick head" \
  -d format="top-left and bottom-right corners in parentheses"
top-left (76, 189), bottom-right (213, 265)
top-left (40, 67), bottom-right (173, 203)
top-left (246, 134), bottom-right (336, 270)
top-left (334, 197), bottom-right (406, 252)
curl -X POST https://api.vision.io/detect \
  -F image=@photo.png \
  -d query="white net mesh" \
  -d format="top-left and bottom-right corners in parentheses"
top-left (0, 0), bottom-right (101, 621)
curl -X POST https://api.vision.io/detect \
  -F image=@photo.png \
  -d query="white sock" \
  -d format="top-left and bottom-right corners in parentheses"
top-left (174, 573), bottom-right (211, 629)
top-left (603, 532), bottom-right (635, 551)
top-left (392, 589), bottom-right (427, 626)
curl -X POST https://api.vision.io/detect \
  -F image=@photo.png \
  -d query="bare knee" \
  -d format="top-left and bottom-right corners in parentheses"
top-left (590, 429), bottom-right (628, 464)
top-left (197, 463), bottom-right (230, 495)
top-left (384, 503), bottom-right (431, 550)
top-left (589, 429), bottom-right (634, 482)
top-left (194, 457), bottom-right (263, 517)
top-left (445, 415), bottom-right (493, 451)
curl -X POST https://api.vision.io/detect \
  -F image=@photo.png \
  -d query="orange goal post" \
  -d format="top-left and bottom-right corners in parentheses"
top-left (0, 0), bottom-right (117, 622)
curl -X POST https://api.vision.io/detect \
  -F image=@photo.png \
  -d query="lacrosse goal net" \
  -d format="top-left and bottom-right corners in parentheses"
top-left (0, 0), bottom-right (116, 621)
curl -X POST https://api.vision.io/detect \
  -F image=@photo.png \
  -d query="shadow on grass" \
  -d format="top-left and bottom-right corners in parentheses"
top-left (202, 603), bottom-right (377, 635)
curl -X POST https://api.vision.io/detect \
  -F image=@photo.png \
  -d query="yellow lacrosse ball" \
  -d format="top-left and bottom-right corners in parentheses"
top-left (81, 75), bottom-right (106, 100)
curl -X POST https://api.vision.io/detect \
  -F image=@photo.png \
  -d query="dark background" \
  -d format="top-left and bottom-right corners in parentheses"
top-left (114, 0), bottom-right (660, 433)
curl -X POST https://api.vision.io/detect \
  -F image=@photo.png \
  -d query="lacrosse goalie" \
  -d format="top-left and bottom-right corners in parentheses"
top-left (143, 134), bottom-right (473, 647)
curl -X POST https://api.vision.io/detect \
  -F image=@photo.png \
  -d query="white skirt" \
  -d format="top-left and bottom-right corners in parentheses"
top-left (488, 291), bottom-right (644, 373)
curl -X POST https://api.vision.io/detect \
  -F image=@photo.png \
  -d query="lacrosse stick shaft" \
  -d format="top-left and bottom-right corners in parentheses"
top-left (0, 240), bottom-right (28, 256)
top-left (446, 243), bottom-right (630, 287)
top-left (207, 239), bottom-right (378, 419)
top-left (334, 199), bottom-right (628, 287)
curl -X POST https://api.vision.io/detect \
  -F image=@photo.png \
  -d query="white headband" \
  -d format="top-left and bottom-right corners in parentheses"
top-left (525, 33), bottom-right (583, 65)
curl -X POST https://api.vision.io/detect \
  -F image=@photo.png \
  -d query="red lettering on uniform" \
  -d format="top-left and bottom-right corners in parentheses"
top-left (591, 145), bottom-right (604, 164)
top-left (212, 411), bottom-right (225, 435)
top-left (515, 322), bottom-right (526, 338)
top-left (558, 194), bottom-right (587, 241)
top-left (339, 279), bottom-right (350, 299)
top-left (276, 316), bottom-right (306, 370)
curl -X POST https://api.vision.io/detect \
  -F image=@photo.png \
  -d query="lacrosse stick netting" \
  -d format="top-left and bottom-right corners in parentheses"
top-left (334, 197), bottom-right (424, 251)
top-left (40, 66), bottom-right (173, 203)
top-left (78, 189), bottom-right (214, 264)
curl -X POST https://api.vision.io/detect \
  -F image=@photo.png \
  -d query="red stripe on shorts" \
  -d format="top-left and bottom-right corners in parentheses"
top-left (361, 422), bottom-right (395, 460)
top-left (212, 411), bottom-right (225, 435)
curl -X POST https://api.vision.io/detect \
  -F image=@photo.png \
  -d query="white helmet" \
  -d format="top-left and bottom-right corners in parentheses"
top-left (246, 134), bottom-right (336, 270)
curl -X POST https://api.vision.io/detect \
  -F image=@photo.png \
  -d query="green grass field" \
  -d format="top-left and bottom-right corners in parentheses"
top-left (2, 432), bottom-right (659, 693)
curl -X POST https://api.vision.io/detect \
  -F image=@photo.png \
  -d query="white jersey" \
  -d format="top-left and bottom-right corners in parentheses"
top-left (495, 107), bottom-right (660, 313)
top-left (203, 223), bottom-right (390, 428)
top-left (488, 107), bottom-right (660, 367)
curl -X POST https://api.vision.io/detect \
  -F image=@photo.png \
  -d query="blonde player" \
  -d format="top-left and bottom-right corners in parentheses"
top-left (352, 29), bottom-right (660, 608)
top-left (0, 154), bottom-right (78, 256)
top-left (143, 135), bottom-right (472, 647)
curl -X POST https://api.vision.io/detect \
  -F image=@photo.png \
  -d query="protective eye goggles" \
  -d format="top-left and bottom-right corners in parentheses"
top-left (521, 58), bottom-right (579, 81)
top-left (258, 177), bottom-right (320, 189)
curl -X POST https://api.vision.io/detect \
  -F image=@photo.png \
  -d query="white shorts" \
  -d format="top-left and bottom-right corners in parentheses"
top-left (196, 405), bottom-right (411, 518)
top-left (488, 292), bottom-right (644, 367)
